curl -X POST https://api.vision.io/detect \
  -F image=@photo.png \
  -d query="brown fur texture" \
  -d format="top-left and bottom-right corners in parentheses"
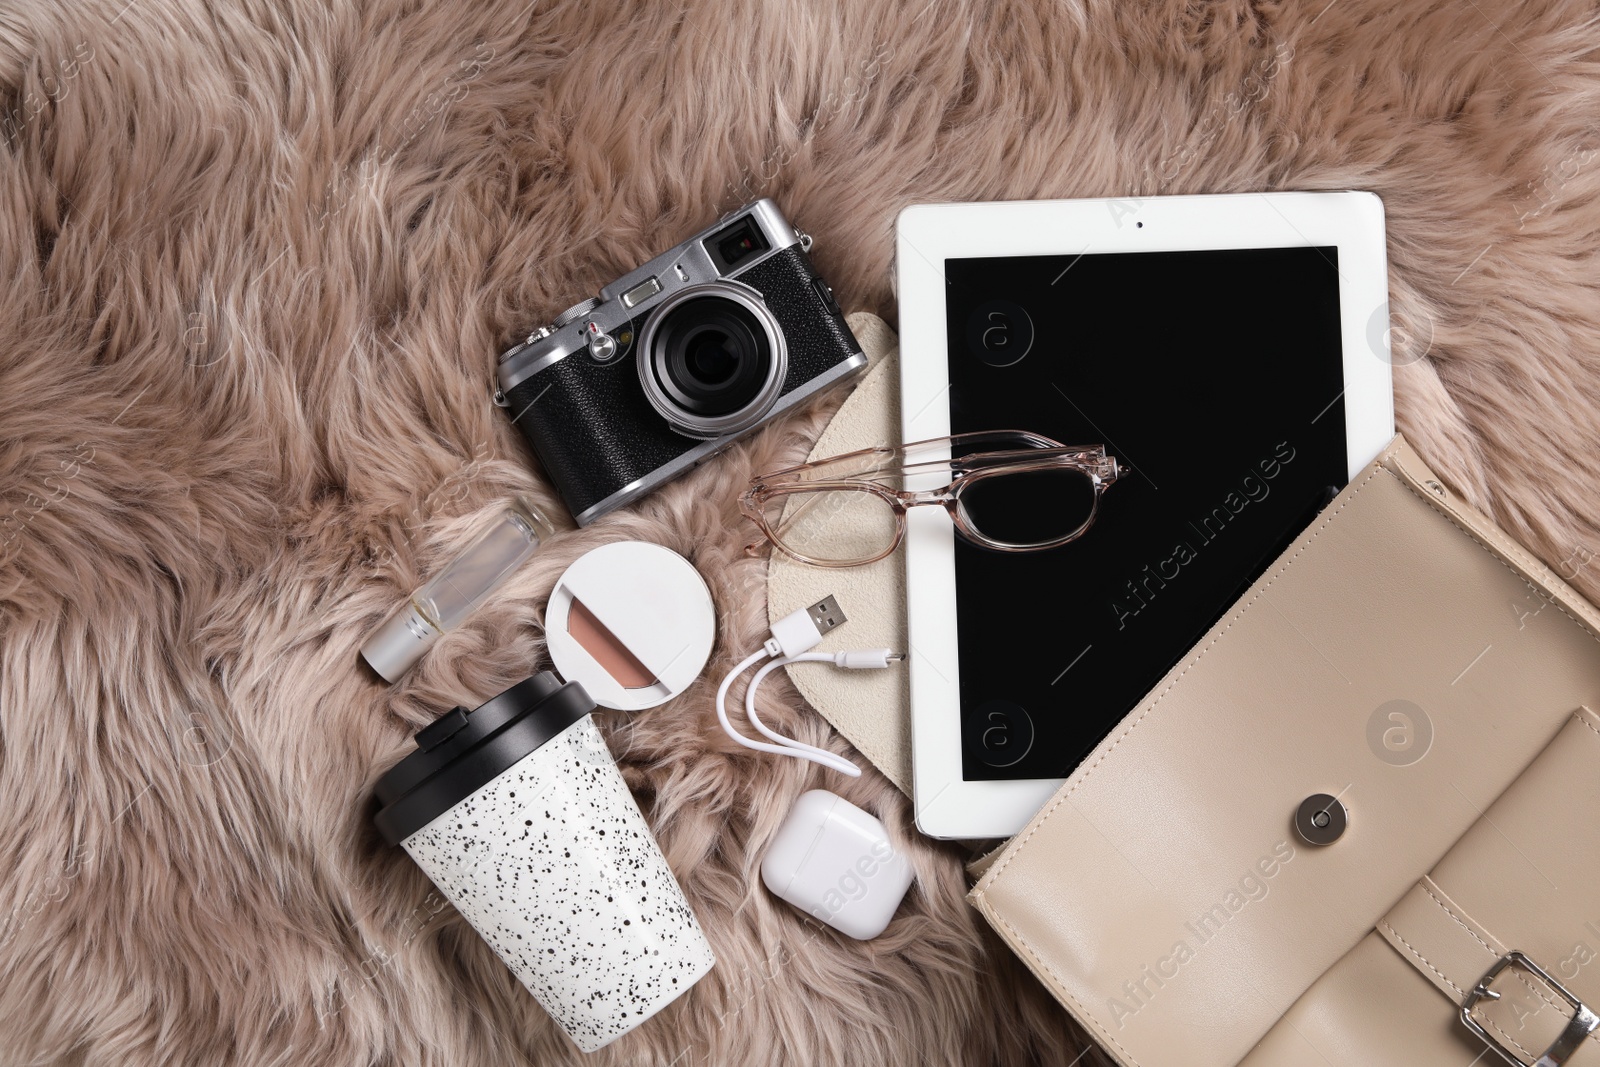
top-left (2, 0), bottom-right (1599, 1064)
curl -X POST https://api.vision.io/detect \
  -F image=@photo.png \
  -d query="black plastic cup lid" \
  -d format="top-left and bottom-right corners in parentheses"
top-left (373, 672), bottom-right (595, 844)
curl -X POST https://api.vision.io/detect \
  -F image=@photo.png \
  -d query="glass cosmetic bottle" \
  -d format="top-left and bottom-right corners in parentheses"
top-left (361, 496), bottom-right (553, 682)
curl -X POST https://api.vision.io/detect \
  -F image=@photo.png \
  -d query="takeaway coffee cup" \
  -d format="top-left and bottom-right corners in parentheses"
top-left (374, 674), bottom-right (714, 1052)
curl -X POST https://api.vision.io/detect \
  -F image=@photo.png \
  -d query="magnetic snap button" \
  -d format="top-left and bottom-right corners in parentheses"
top-left (1294, 793), bottom-right (1347, 846)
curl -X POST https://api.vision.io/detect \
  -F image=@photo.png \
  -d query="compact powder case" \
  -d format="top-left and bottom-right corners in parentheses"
top-left (545, 541), bottom-right (716, 711)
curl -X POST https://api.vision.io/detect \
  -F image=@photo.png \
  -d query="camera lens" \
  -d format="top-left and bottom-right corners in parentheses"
top-left (639, 283), bottom-right (788, 439)
top-left (663, 301), bottom-right (767, 413)
top-left (687, 334), bottom-right (736, 384)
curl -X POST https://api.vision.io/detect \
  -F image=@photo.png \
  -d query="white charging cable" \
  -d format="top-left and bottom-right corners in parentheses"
top-left (715, 596), bottom-right (903, 777)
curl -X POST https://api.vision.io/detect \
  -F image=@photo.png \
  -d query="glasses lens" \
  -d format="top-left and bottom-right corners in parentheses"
top-left (956, 467), bottom-right (1097, 547)
top-left (769, 488), bottom-right (900, 565)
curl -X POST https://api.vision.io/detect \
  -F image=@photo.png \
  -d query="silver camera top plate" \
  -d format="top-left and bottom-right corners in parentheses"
top-left (497, 200), bottom-right (804, 394)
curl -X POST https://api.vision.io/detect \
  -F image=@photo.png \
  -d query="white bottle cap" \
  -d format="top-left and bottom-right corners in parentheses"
top-left (360, 603), bottom-right (442, 683)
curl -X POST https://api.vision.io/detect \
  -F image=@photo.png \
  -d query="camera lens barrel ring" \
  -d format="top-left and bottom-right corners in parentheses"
top-left (637, 281), bottom-right (788, 440)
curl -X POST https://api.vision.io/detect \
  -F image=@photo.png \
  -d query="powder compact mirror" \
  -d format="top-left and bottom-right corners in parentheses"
top-left (545, 541), bottom-right (717, 711)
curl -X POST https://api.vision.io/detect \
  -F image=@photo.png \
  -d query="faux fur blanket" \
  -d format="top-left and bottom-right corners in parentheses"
top-left (3, 1), bottom-right (1599, 1065)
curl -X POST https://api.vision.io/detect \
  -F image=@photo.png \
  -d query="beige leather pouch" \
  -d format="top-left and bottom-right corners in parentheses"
top-left (969, 435), bottom-right (1600, 1067)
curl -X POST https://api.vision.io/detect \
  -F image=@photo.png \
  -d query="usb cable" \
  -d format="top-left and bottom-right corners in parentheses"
top-left (715, 596), bottom-right (903, 777)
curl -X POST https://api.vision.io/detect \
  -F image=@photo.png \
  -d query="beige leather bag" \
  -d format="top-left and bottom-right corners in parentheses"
top-left (970, 435), bottom-right (1600, 1067)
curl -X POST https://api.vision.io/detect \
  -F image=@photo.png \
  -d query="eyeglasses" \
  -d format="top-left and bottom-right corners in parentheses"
top-left (741, 431), bottom-right (1123, 568)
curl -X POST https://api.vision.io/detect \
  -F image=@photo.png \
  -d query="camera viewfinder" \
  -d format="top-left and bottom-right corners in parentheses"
top-left (708, 217), bottom-right (770, 273)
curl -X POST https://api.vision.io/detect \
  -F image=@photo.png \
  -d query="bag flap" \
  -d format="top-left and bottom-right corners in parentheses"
top-left (1376, 706), bottom-right (1600, 1064)
top-left (968, 435), bottom-right (1600, 1067)
top-left (1243, 707), bottom-right (1600, 1066)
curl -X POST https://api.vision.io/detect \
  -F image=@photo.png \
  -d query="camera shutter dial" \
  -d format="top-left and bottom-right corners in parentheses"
top-left (553, 297), bottom-right (601, 328)
top-left (584, 322), bottom-right (620, 363)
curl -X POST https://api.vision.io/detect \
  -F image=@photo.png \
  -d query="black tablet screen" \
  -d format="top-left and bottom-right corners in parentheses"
top-left (943, 247), bottom-right (1347, 781)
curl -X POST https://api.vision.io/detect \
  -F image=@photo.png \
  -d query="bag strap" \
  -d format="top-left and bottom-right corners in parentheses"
top-left (1376, 708), bottom-right (1600, 1066)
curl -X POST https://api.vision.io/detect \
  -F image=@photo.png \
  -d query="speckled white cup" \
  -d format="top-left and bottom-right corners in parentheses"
top-left (376, 678), bottom-right (714, 1052)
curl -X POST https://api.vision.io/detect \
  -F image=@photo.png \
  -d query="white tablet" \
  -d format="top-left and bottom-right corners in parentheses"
top-left (897, 192), bottom-right (1394, 839)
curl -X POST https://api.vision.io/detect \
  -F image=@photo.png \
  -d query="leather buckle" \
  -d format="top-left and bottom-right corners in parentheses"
top-left (1461, 951), bottom-right (1599, 1066)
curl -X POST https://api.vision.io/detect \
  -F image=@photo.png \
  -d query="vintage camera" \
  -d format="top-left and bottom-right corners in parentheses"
top-left (497, 201), bottom-right (866, 525)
